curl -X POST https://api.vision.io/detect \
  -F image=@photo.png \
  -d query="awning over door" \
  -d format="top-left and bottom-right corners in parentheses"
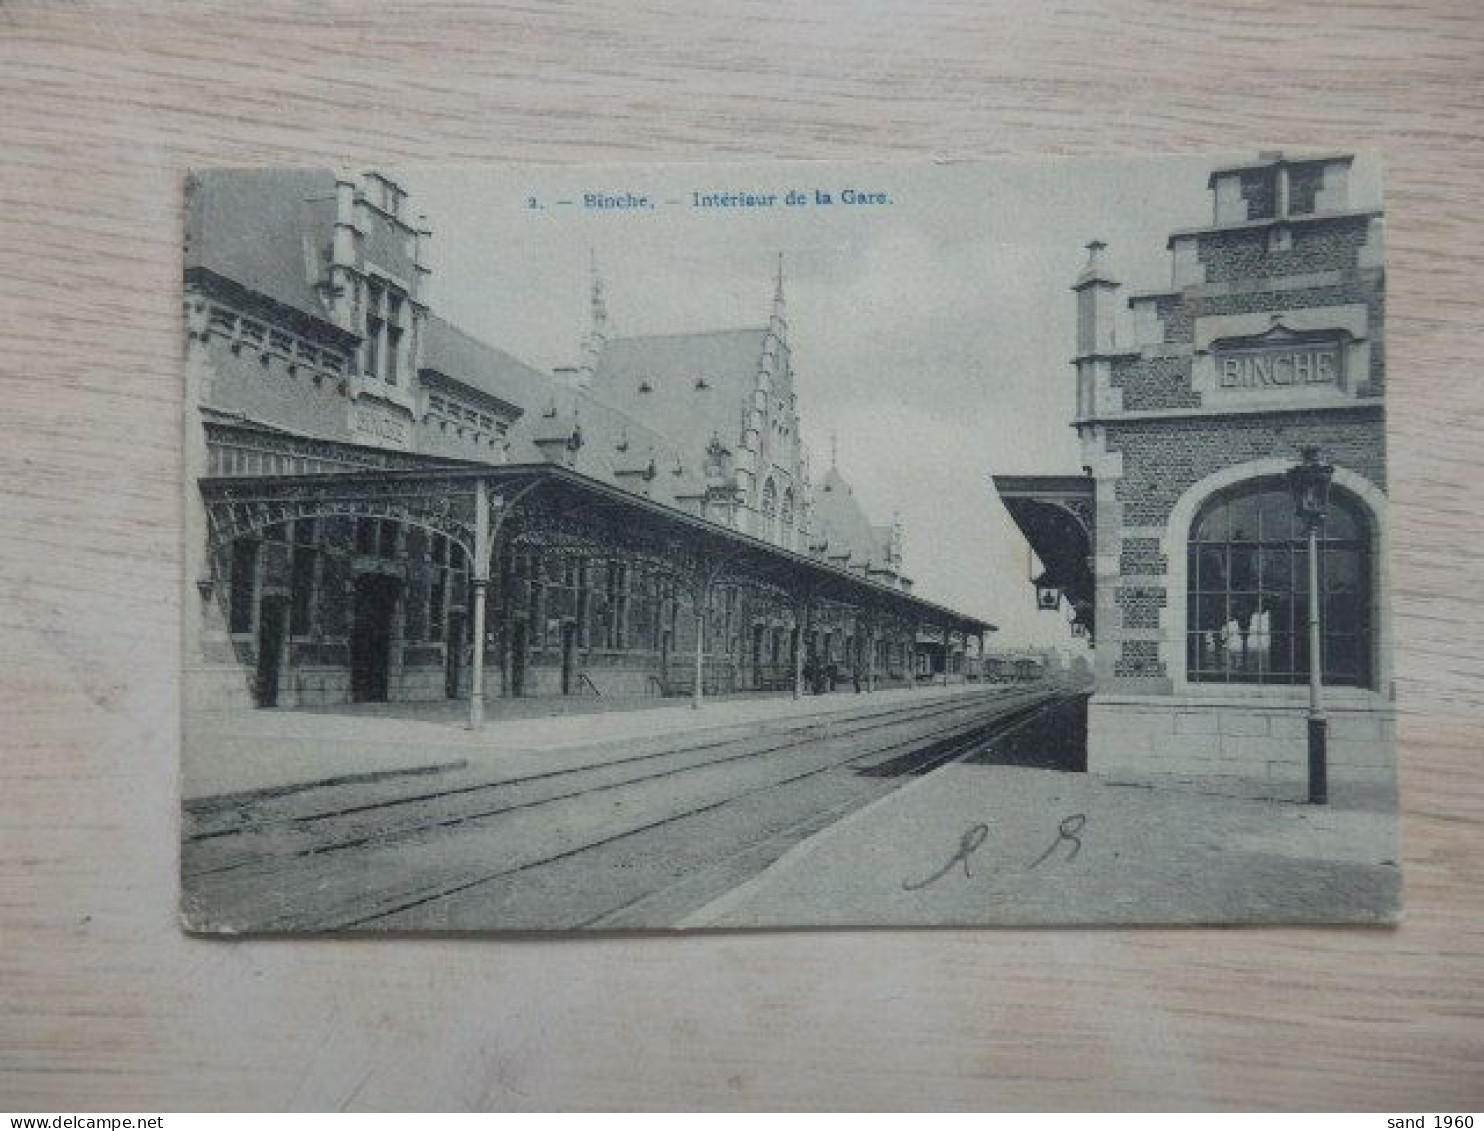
top-left (992, 473), bottom-right (1096, 637)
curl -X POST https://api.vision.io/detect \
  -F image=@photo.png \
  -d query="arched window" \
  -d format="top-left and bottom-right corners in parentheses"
top-left (780, 488), bottom-right (794, 548)
top-left (760, 478), bottom-right (778, 541)
top-left (1188, 478), bottom-right (1371, 687)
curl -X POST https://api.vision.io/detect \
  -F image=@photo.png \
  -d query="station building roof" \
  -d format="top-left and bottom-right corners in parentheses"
top-left (588, 328), bottom-right (778, 456)
top-left (184, 167), bottom-right (338, 325)
top-left (420, 315), bottom-right (552, 418)
top-left (812, 466), bottom-right (896, 572)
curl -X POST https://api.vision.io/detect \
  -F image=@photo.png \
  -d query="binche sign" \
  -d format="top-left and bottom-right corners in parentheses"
top-left (1215, 341), bottom-right (1342, 389)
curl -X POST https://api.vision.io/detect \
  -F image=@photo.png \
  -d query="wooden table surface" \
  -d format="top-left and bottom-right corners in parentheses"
top-left (3, 0), bottom-right (1482, 1112)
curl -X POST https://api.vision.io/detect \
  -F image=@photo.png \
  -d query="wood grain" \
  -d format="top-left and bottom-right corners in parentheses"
top-left (2, 0), bottom-right (1482, 1111)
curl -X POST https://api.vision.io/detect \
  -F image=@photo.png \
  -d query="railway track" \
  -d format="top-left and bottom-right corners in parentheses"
top-left (184, 682), bottom-right (1065, 871)
top-left (182, 681), bottom-right (1084, 931)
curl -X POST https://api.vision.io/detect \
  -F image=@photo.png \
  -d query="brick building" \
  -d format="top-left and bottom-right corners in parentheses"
top-left (996, 151), bottom-right (1391, 786)
top-left (184, 169), bottom-right (987, 717)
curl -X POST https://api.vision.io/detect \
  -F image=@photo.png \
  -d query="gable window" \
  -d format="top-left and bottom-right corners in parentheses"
top-left (386, 294), bottom-right (404, 385)
top-left (363, 280), bottom-right (409, 384)
top-left (1239, 169), bottom-right (1277, 221)
top-left (1187, 478), bottom-right (1371, 686)
top-left (760, 478), bottom-right (778, 542)
top-left (364, 282), bottom-right (383, 378)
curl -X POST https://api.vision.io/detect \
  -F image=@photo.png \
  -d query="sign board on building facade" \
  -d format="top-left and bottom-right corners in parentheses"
top-left (1215, 341), bottom-right (1342, 389)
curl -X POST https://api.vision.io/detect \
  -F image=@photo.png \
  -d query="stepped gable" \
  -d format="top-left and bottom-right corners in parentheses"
top-left (586, 327), bottom-right (778, 466)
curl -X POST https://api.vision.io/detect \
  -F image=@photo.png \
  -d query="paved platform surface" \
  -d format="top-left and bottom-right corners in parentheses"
top-left (684, 705), bottom-right (1401, 928)
top-left (182, 681), bottom-right (996, 801)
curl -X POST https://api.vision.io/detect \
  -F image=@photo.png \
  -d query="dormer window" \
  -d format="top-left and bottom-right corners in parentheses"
top-left (1240, 169), bottom-right (1277, 221)
top-left (1288, 164), bottom-right (1323, 216)
top-left (694, 376), bottom-right (710, 390)
top-left (638, 379), bottom-right (653, 394)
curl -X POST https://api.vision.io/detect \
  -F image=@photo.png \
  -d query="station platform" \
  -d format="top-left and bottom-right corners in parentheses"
top-left (684, 697), bottom-right (1400, 928)
top-left (182, 680), bottom-right (996, 802)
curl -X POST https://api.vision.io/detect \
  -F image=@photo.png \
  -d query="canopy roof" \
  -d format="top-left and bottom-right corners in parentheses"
top-left (992, 473), bottom-right (1096, 630)
top-left (203, 460), bottom-right (995, 636)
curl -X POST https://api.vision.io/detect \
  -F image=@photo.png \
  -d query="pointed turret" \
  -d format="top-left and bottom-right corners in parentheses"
top-left (768, 251), bottom-right (787, 345)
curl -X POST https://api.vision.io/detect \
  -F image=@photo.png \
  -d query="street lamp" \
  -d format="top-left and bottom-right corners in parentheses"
top-left (1287, 446), bottom-right (1335, 805)
top-left (1033, 572), bottom-right (1062, 611)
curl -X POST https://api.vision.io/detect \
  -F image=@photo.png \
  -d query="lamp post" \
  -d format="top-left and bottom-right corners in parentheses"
top-left (1287, 446), bottom-right (1334, 805)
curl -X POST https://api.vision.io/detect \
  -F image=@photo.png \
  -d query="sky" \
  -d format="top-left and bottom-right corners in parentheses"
top-left (396, 153), bottom-right (1380, 650)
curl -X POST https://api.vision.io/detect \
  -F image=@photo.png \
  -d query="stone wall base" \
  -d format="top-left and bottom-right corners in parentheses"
top-left (183, 663), bottom-right (256, 712)
top-left (1088, 692), bottom-right (1396, 785)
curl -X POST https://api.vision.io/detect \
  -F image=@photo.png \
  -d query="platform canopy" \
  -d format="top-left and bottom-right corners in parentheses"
top-left (201, 460), bottom-right (996, 638)
top-left (992, 473), bottom-right (1096, 637)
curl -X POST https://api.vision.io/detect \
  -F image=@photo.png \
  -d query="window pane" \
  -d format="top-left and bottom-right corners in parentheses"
top-left (1326, 633), bottom-right (1361, 681)
top-left (1194, 593), bottom-right (1226, 631)
top-left (1189, 632), bottom-right (1217, 675)
top-left (1326, 591), bottom-right (1364, 632)
top-left (1324, 503), bottom-right (1359, 541)
top-left (1257, 490), bottom-right (1296, 541)
top-left (1230, 546), bottom-right (1257, 591)
top-left (1326, 548), bottom-right (1361, 593)
top-left (1194, 502), bottom-right (1228, 542)
top-left (1227, 493), bottom-right (1260, 541)
top-left (1265, 599), bottom-right (1296, 637)
top-left (1198, 546), bottom-right (1226, 591)
top-left (1265, 633), bottom-right (1294, 678)
top-left (1259, 545), bottom-right (1290, 590)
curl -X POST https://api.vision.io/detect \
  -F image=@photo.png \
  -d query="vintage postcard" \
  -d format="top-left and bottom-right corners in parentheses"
top-left (180, 152), bottom-right (1397, 931)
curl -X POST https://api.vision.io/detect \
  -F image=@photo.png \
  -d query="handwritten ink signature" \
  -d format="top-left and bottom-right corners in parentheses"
top-left (1028, 813), bottom-right (1086, 868)
top-left (900, 813), bottom-right (1089, 892)
top-left (901, 822), bottom-right (990, 890)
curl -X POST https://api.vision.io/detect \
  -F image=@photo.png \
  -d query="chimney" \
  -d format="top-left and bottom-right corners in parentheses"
top-left (1073, 240), bottom-right (1119, 356)
top-left (330, 170), bottom-right (359, 332)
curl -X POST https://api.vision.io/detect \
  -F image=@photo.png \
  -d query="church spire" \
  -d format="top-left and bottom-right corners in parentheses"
top-left (768, 251), bottom-right (787, 343)
top-left (589, 248), bottom-right (608, 338)
top-left (575, 250), bottom-right (608, 391)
